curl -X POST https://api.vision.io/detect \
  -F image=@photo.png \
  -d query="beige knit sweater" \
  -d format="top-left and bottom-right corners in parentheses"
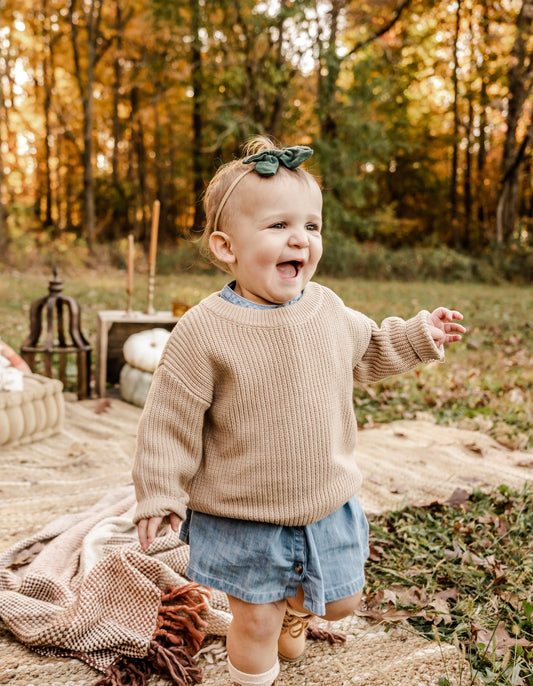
top-left (132, 282), bottom-right (443, 527)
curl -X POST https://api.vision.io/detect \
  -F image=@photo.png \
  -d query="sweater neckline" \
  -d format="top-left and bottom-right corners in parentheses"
top-left (201, 281), bottom-right (325, 327)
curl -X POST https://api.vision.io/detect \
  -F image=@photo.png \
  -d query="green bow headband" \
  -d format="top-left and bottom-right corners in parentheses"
top-left (212, 145), bottom-right (314, 232)
top-left (244, 145), bottom-right (314, 177)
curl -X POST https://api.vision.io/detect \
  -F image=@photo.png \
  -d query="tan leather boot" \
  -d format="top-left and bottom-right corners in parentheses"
top-left (277, 606), bottom-right (313, 663)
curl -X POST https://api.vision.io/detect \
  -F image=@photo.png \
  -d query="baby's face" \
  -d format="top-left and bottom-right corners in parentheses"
top-left (223, 173), bottom-right (323, 306)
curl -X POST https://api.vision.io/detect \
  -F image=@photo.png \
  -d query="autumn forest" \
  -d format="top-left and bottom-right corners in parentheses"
top-left (1, 0), bottom-right (532, 268)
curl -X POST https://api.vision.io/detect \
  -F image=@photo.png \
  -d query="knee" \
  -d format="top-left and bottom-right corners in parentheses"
top-left (229, 598), bottom-right (285, 643)
top-left (322, 590), bottom-right (363, 622)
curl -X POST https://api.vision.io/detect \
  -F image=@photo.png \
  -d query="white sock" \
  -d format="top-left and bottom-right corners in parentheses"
top-left (227, 657), bottom-right (280, 685)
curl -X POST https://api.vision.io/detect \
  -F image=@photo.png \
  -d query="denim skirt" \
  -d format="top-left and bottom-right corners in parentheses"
top-left (179, 495), bottom-right (369, 616)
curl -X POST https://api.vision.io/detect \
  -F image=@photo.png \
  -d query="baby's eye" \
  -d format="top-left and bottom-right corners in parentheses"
top-left (306, 223), bottom-right (321, 232)
top-left (270, 222), bottom-right (286, 229)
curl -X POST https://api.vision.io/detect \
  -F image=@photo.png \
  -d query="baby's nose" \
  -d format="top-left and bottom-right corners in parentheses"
top-left (289, 227), bottom-right (309, 247)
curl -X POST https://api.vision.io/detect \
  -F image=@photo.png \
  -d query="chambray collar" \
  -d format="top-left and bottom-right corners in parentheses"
top-left (220, 281), bottom-right (303, 309)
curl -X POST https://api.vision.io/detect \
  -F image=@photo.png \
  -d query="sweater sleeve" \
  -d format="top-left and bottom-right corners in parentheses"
top-left (132, 364), bottom-right (211, 525)
top-left (351, 309), bottom-right (444, 383)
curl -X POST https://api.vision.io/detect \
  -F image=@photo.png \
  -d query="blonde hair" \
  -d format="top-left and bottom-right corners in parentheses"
top-left (201, 136), bottom-right (315, 272)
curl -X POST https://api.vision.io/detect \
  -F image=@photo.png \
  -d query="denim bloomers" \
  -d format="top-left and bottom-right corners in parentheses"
top-left (179, 495), bottom-right (369, 617)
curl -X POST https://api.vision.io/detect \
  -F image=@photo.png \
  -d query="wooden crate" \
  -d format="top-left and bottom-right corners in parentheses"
top-left (95, 311), bottom-right (179, 397)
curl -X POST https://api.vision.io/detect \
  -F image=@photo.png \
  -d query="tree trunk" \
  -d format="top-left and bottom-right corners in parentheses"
top-left (477, 80), bottom-right (488, 242)
top-left (527, 155), bottom-right (533, 246)
top-left (111, 2), bottom-right (122, 189)
top-left (449, 0), bottom-right (461, 247)
top-left (69, 0), bottom-right (104, 252)
top-left (464, 96), bottom-right (473, 250)
top-left (190, 0), bottom-right (204, 233)
top-left (495, 0), bottom-right (533, 245)
top-left (268, 7), bottom-right (287, 138)
top-left (153, 96), bottom-right (164, 237)
top-left (0, 2), bottom-right (7, 255)
top-left (475, 2), bottom-right (489, 244)
top-left (317, 0), bottom-right (341, 142)
top-left (43, 49), bottom-right (54, 232)
top-left (131, 85), bottom-right (147, 246)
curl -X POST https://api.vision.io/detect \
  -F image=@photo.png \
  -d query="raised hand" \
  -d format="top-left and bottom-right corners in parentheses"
top-left (428, 308), bottom-right (466, 346)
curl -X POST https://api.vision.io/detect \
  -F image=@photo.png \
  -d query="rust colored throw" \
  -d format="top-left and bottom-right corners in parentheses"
top-left (0, 487), bottom-right (227, 686)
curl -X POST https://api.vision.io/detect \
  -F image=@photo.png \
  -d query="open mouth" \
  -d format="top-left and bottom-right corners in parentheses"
top-left (277, 260), bottom-right (303, 278)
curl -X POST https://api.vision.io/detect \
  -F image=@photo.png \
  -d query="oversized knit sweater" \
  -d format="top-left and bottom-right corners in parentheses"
top-left (132, 281), bottom-right (443, 527)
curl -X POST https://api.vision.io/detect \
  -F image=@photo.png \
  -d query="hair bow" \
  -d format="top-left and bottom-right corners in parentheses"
top-left (243, 145), bottom-right (314, 177)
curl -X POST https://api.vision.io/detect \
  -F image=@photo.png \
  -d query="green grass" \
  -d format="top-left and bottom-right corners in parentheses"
top-left (1, 268), bottom-right (532, 449)
top-left (366, 485), bottom-right (533, 685)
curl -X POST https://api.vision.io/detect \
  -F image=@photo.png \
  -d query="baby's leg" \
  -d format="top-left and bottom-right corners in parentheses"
top-left (287, 584), bottom-right (363, 620)
top-left (322, 589), bottom-right (363, 621)
top-left (226, 594), bottom-right (285, 685)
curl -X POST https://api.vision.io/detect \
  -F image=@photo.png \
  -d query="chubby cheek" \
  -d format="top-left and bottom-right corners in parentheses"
top-left (309, 241), bottom-right (323, 269)
top-left (249, 252), bottom-right (276, 277)
top-left (250, 241), bottom-right (282, 270)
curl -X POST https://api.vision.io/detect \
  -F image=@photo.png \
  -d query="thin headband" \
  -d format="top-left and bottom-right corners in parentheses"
top-left (212, 145), bottom-right (314, 233)
top-left (212, 168), bottom-right (254, 235)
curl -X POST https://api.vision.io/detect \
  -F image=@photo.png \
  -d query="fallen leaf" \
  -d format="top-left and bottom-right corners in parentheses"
top-left (368, 543), bottom-right (383, 562)
top-left (472, 621), bottom-right (533, 656)
top-left (68, 441), bottom-right (86, 458)
top-left (94, 399), bottom-right (111, 414)
top-left (390, 584), bottom-right (428, 607)
top-left (434, 588), bottom-right (459, 602)
top-left (389, 481), bottom-right (408, 494)
top-left (446, 488), bottom-right (470, 506)
top-left (461, 550), bottom-right (490, 567)
top-left (365, 588), bottom-right (398, 609)
top-left (428, 596), bottom-right (453, 625)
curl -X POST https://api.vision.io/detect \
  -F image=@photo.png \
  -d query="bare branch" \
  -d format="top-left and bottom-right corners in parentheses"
top-left (346, 0), bottom-right (413, 57)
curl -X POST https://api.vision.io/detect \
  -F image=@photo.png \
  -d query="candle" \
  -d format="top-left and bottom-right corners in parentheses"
top-left (127, 233), bottom-right (134, 294)
top-left (149, 200), bottom-right (160, 266)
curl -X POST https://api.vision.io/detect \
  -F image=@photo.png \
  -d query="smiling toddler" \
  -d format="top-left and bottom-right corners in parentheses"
top-left (132, 137), bottom-right (465, 686)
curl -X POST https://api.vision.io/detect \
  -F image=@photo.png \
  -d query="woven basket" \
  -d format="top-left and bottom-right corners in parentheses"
top-left (0, 374), bottom-right (64, 448)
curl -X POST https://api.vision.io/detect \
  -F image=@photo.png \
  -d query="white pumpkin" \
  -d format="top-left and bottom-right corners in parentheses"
top-left (119, 363), bottom-right (153, 407)
top-left (122, 327), bottom-right (170, 373)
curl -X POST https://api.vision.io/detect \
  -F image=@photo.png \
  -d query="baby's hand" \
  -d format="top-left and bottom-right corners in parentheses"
top-left (137, 513), bottom-right (181, 551)
top-left (428, 308), bottom-right (465, 347)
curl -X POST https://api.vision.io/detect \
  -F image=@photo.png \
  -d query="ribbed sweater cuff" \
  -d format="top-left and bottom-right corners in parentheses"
top-left (407, 310), bottom-right (445, 362)
top-left (133, 497), bottom-right (187, 526)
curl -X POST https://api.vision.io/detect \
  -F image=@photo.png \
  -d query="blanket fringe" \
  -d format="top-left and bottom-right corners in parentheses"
top-left (306, 623), bottom-right (347, 644)
top-left (92, 583), bottom-right (209, 686)
top-left (92, 661), bottom-right (148, 686)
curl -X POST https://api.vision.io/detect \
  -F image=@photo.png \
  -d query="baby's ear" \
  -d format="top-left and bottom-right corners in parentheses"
top-left (209, 231), bottom-right (235, 265)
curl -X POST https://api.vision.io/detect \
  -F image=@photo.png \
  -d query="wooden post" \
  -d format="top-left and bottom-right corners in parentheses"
top-left (146, 200), bottom-right (160, 315)
top-left (127, 233), bottom-right (134, 314)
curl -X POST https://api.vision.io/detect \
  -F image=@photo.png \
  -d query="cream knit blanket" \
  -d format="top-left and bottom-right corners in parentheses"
top-left (0, 486), bottom-right (232, 685)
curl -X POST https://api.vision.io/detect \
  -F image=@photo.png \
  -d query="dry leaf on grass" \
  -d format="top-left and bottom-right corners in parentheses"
top-left (472, 621), bottom-right (533, 656)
